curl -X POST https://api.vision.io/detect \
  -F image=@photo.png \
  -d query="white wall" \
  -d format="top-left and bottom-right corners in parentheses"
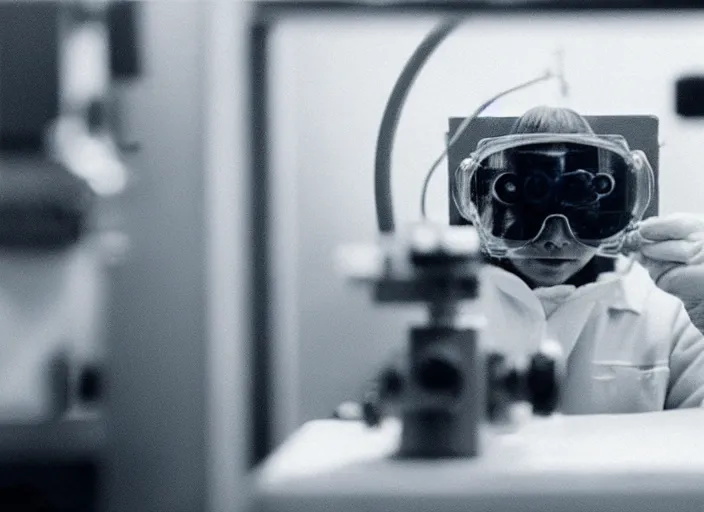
top-left (270, 13), bottom-right (704, 433)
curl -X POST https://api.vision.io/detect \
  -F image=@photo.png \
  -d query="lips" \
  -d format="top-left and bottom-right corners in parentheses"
top-left (533, 258), bottom-right (575, 267)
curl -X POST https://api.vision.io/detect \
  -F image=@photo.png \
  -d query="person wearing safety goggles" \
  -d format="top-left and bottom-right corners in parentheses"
top-left (453, 106), bottom-right (704, 413)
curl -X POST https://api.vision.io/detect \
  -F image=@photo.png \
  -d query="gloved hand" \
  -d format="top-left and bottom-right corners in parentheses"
top-left (623, 212), bottom-right (704, 333)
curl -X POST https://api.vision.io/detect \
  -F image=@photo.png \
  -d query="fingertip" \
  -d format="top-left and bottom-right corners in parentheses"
top-left (640, 241), bottom-right (693, 263)
top-left (638, 214), bottom-right (704, 240)
top-left (637, 221), bottom-right (665, 240)
top-left (688, 241), bottom-right (704, 264)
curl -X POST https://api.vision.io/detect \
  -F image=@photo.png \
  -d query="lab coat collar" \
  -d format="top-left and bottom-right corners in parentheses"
top-left (595, 256), bottom-right (650, 315)
top-left (483, 255), bottom-right (650, 317)
top-left (481, 256), bottom-right (651, 363)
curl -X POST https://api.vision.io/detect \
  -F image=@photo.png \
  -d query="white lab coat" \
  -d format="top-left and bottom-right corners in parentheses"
top-left (480, 257), bottom-right (704, 413)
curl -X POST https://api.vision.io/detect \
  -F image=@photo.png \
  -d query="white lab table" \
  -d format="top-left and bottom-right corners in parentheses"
top-left (253, 409), bottom-right (704, 512)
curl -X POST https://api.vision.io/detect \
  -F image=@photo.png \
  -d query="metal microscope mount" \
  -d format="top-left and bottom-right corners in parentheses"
top-left (340, 223), bottom-right (562, 459)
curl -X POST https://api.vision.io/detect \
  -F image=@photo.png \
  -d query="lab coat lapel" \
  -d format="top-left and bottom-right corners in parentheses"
top-left (546, 276), bottom-right (627, 360)
top-left (481, 266), bottom-right (547, 359)
top-left (544, 296), bottom-right (599, 362)
top-left (481, 257), bottom-right (648, 364)
top-left (482, 266), bottom-right (545, 321)
top-left (483, 264), bottom-right (621, 362)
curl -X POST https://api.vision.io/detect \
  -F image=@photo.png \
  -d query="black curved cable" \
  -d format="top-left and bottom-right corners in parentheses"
top-left (374, 19), bottom-right (463, 233)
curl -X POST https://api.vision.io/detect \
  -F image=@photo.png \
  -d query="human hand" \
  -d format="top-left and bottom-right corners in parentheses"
top-left (623, 212), bottom-right (704, 331)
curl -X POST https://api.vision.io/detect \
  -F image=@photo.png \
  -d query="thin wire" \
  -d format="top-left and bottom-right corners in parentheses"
top-left (419, 71), bottom-right (555, 220)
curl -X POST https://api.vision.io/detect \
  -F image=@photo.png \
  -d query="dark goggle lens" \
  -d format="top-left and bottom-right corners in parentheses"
top-left (472, 142), bottom-right (635, 242)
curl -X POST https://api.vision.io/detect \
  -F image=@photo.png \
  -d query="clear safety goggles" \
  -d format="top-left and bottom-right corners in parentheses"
top-left (453, 133), bottom-right (655, 259)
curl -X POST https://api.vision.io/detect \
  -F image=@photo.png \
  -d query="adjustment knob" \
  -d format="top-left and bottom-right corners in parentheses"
top-left (361, 387), bottom-right (383, 427)
top-left (485, 352), bottom-right (521, 422)
top-left (526, 340), bottom-right (563, 415)
top-left (78, 364), bottom-right (102, 403)
top-left (379, 366), bottom-right (404, 399)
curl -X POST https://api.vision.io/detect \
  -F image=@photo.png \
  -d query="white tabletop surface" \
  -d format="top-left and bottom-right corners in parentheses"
top-left (253, 410), bottom-right (704, 512)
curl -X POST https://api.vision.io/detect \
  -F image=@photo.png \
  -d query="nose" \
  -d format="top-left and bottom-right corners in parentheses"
top-left (544, 239), bottom-right (569, 252)
top-left (538, 217), bottom-right (572, 252)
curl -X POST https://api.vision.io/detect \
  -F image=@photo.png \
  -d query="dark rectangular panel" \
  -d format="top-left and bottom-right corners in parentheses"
top-left (108, 1), bottom-right (142, 80)
top-left (0, 2), bottom-right (60, 152)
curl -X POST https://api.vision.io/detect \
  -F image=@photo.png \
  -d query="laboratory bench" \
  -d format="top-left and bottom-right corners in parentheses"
top-left (253, 409), bottom-right (704, 512)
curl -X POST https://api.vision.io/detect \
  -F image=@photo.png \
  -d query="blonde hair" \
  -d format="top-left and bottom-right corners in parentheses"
top-left (510, 105), bottom-right (594, 135)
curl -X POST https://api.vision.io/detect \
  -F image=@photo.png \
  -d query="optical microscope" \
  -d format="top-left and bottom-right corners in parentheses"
top-left (338, 223), bottom-right (562, 457)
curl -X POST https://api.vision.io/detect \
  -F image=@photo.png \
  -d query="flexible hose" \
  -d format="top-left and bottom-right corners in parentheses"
top-left (374, 19), bottom-right (463, 233)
